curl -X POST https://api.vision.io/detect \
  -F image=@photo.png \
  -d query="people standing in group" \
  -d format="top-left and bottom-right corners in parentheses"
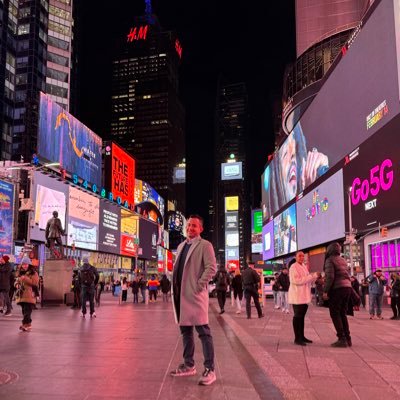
top-left (160, 274), bottom-right (171, 302)
top-left (0, 256), bottom-right (14, 316)
top-left (272, 272), bottom-right (280, 309)
top-left (138, 274), bottom-right (147, 303)
top-left (121, 277), bottom-right (128, 302)
top-left (367, 269), bottom-right (387, 319)
top-left (389, 272), bottom-right (400, 320)
top-left (231, 269), bottom-right (243, 314)
top-left (131, 276), bottom-right (139, 304)
top-left (360, 278), bottom-right (369, 308)
top-left (277, 266), bottom-right (290, 313)
top-left (322, 242), bottom-right (353, 347)
top-left (148, 274), bottom-right (160, 302)
top-left (170, 215), bottom-right (217, 386)
top-left (214, 265), bottom-right (229, 314)
top-left (14, 257), bottom-right (39, 332)
top-left (242, 263), bottom-right (264, 319)
top-left (71, 269), bottom-right (81, 310)
top-left (288, 251), bottom-right (318, 346)
top-left (79, 257), bottom-right (99, 318)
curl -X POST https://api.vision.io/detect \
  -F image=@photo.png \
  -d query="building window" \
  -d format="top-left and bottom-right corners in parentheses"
top-left (47, 68), bottom-right (68, 83)
top-left (48, 35), bottom-right (69, 51)
top-left (19, 7), bottom-right (30, 18)
top-left (48, 52), bottom-right (69, 67)
top-left (45, 83), bottom-right (68, 98)
top-left (49, 5), bottom-right (70, 20)
top-left (48, 20), bottom-right (70, 36)
top-left (17, 24), bottom-right (30, 35)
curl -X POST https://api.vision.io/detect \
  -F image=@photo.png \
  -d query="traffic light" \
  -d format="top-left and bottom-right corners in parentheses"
top-left (381, 227), bottom-right (388, 238)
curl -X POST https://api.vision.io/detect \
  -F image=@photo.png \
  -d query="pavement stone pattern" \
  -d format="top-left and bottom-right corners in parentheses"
top-left (1, 294), bottom-right (400, 399)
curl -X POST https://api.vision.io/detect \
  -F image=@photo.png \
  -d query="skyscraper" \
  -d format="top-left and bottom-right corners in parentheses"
top-left (0, 0), bottom-right (74, 162)
top-left (110, 6), bottom-right (185, 212)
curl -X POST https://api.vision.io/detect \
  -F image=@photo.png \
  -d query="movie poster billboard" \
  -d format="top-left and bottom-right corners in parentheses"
top-left (38, 92), bottom-right (103, 187)
top-left (67, 187), bottom-right (100, 250)
top-left (0, 180), bottom-right (14, 255)
top-left (98, 201), bottom-right (121, 254)
top-left (30, 172), bottom-right (68, 243)
top-left (104, 142), bottom-right (136, 207)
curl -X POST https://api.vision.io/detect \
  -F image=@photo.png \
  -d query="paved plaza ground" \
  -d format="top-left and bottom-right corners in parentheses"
top-left (1, 293), bottom-right (400, 400)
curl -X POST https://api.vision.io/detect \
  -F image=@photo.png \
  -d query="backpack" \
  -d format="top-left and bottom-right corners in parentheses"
top-left (80, 268), bottom-right (95, 286)
top-left (217, 271), bottom-right (228, 289)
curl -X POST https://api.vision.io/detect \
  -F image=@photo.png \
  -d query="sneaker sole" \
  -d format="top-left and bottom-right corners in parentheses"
top-left (198, 377), bottom-right (216, 386)
top-left (171, 370), bottom-right (196, 377)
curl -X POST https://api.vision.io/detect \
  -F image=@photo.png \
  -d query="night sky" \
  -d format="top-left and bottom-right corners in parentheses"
top-left (78, 1), bottom-right (296, 227)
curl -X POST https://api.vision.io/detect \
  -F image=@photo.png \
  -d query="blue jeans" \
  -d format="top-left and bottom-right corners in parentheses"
top-left (369, 293), bottom-right (383, 316)
top-left (81, 286), bottom-right (95, 315)
top-left (180, 325), bottom-right (214, 370)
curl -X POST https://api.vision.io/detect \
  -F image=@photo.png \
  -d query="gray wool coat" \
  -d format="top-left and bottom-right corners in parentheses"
top-left (172, 236), bottom-right (217, 326)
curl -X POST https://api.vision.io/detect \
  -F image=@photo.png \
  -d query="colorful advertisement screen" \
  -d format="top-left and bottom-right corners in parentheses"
top-left (251, 209), bottom-right (262, 254)
top-left (138, 218), bottom-right (158, 260)
top-left (0, 180), bottom-right (14, 255)
top-left (274, 204), bottom-right (297, 257)
top-left (343, 114), bottom-right (400, 232)
top-left (134, 179), bottom-right (165, 217)
top-left (221, 162), bottom-right (243, 180)
top-left (38, 92), bottom-right (103, 187)
top-left (297, 170), bottom-right (345, 250)
top-left (104, 142), bottom-right (136, 207)
top-left (262, 0), bottom-right (400, 221)
top-left (98, 201), bottom-right (121, 254)
top-left (120, 209), bottom-right (139, 256)
top-left (67, 187), bottom-right (100, 250)
top-left (30, 172), bottom-right (68, 243)
top-left (262, 220), bottom-right (274, 261)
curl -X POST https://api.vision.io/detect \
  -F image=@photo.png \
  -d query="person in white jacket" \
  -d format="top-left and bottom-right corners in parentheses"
top-left (288, 251), bottom-right (318, 346)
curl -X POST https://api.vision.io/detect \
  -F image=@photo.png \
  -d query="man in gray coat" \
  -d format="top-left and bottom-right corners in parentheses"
top-left (171, 215), bottom-right (217, 386)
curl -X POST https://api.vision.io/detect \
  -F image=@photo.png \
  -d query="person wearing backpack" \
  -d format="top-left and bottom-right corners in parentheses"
top-left (79, 257), bottom-right (99, 318)
top-left (214, 265), bottom-right (229, 314)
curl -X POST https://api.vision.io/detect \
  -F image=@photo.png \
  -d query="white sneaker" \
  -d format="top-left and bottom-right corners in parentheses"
top-left (236, 310), bottom-right (241, 314)
top-left (90, 312), bottom-right (96, 318)
top-left (198, 368), bottom-right (216, 386)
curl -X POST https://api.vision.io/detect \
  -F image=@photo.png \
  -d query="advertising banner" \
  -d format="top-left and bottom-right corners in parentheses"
top-left (120, 209), bottom-right (139, 256)
top-left (297, 170), bottom-right (345, 250)
top-left (38, 92), bottom-right (103, 187)
top-left (225, 212), bottom-right (238, 230)
top-left (225, 247), bottom-right (239, 261)
top-left (262, 220), bottom-right (274, 261)
top-left (221, 162), bottom-right (243, 180)
top-left (67, 187), bottom-right (100, 250)
top-left (139, 218), bottom-right (158, 260)
top-left (343, 115), bottom-right (400, 232)
top-left (104, 142), bottom-right (135, 207)
top-left (30, 172), bottom-right (68, 243)
top-left (274, 204), bottom-right (297, 257)
top-left (225, 196), bottom-right (239, 212)
top-left (134, 179), bottom-right (165, 217)
top-left (98, 201), bottom-right (121, 254)
top-left (0, 180), bottom-right (14, 255)
top-left (251, 209), bottom-right (263, 254)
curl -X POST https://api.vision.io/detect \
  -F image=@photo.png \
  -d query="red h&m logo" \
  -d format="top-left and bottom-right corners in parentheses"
top-left (127, 25), bottom-right (149, 42)
top-left (175, 39), bottom-right (182, 58)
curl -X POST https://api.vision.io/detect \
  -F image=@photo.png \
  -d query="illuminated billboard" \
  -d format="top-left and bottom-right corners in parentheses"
top-left (251, 209), bottom-right (263, 254)
top-left (104, 142), bottom-right (136, 207)
top-left (221, 162), bottom-right (243, 180)
top-left (0, 180), bottom-right (14, 255)
top-left (297, 170), bottom-right (345, 250)
top-left (225, 196), bottom-right (239, 212)
top-left (225, 212), bottom-right (238, 230)
top-left (38, 92), bottom-right (102, 187)
top-left (343, 114), bottom-right (400, 232)
top-left (262, 220), bottom-right (274, 261)
top-left (138, 218), bottom-right (158, 260)
top-left (134, 179), bottom-right (165, 217)
top-left (120, 209), bottom-right (139, 256)
top-left (173, 166), bottom-right (186, 184)
top-left (67, 187), bottom-right (100, 250)
top-left (30, 172), bottom-right (68, 243)
top-left (98, 201), bottom-right (121, 254)
top-left (168, 211), bottom-right (186, 233)
top-left (274, 204), bottom-right (297, 257)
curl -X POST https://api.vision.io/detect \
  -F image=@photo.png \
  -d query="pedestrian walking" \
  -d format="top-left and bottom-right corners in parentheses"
top-left (160, 274), bottom-right (171, 302)
top-left (138, 275), bottom-right (147, 303)
top-left (71, 269), bottom-right (81, 309)
top-left (121, 277), bottom-right (128, 302)
top-left (14, 257), bottom-right (39, 332)
top-left (96, 281), bottom-right (105, 306)
top-left (131, 277), bottom-right (139, 303)
top-left (272, 272), bottom-right (280, 309)
top-left (367, 269), bottom-right (387, 319)
top-left (242, 263), bottom-right (264, 319)
top-left (288, 251), bottom-right (318, 346)
top-left (214, 265), bottom-right (229, 314)
top-left (170, 215), bottom-right (217, 386)
top-left (389, 272), bottom-right (400, 320)
top-left (0, 255), bottom-right (14, 316)
top-left (322, 242), bottom-right (353, 347)
top-left (231, 269), bottom-right (243, 314)
top-left (277, 266), bottom-right (290, 313)
top-left (79, 257), bottom-right (99, 318)
top-left (148, 275), bottom-right (160, 302)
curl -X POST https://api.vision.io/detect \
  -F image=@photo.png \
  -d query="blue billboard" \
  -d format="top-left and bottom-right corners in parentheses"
top-left (0, 180), bottom-right (14, 255)
top-left (38, 92), bottom-right (103, 187)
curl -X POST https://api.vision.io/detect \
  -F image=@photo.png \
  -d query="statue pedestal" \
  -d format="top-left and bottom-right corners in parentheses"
top-left (43, 259), bottom-right (74, 305)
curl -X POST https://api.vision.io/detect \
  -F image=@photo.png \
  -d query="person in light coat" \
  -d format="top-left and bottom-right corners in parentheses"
top-left (288, 251), bottom-right (318, 346)
top-left (171, 215), bottom-right (217, 386)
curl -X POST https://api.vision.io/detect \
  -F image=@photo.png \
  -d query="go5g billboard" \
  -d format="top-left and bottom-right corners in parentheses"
top-left (38, 92), bottom-right (103, 187)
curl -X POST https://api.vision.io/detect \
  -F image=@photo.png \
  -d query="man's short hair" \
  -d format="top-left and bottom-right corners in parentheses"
top-left (188, 214), bottom-right (204, 226)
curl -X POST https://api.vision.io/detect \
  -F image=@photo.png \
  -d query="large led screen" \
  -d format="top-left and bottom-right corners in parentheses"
top-left (0, 180), bottom-right (14, 255)
top-left (297, 170), bottom-right (345, 250)
top-left (30, 172), bottom-right (68, 243)
top-left (67, 187), bottom-right (100, 250)
top-left (343, 114), bottom-right (400, 232)
top-left (262, 220), bottom-right (274, 261)
top-left (120, 209), bottom-right (139, 256)
top-left (262, 0), bottom-right (400, 221)
top-left (274, 204), bottom-right (297, 257)
top-left (251, 209), bottom-right (262, 254)
top-left (98, 201), bottom-right (120, 254)
top-left (138, 218), bottom-right (158, 260)
top-left (134, 179), bottom-right (165, 217)
top-left (38, 92), bottom-right (103, 187)
top-left (221, 162), bottom-right (243, 180)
